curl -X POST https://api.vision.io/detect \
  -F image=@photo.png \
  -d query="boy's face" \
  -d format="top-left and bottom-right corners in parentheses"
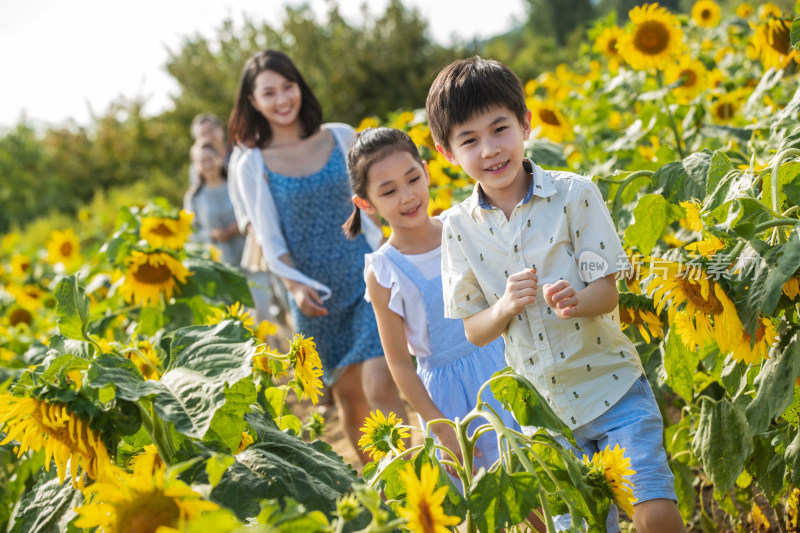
top-left (436, 105), bottom-right (531, 202)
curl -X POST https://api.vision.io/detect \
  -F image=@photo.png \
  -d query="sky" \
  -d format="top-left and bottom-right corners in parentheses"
top-left (0, 0), bottom-right (526, 129)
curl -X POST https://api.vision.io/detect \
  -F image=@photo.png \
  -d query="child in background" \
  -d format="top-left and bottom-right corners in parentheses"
top-left (184, 142), bottom-right (244, 266)
top-left (428, 57), bottom-right (687, 532)
top-left (344, 127), bottom-right (519, 485)
top-left (189, 113), bottom-right (229, 186)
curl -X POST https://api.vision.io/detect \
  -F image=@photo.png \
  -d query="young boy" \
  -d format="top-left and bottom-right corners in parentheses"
top-left (428, 57), bottom-right (686, 533)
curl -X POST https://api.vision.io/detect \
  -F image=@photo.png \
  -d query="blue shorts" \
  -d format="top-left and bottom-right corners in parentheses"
top-left (553, 374), bottom-right (677, 531)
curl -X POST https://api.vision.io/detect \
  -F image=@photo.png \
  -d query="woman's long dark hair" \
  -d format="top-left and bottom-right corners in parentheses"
top-left (228, 50), bottom-right (323, 148)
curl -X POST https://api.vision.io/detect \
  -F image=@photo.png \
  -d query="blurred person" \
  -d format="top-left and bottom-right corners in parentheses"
top-left (184, 142), bottom-right (244, 266)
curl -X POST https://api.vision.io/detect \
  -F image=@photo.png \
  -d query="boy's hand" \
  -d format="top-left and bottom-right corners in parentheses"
top-left (542, 280), bottom-right (579, 319)
top-left (497, 268), bottom-right (538, 318)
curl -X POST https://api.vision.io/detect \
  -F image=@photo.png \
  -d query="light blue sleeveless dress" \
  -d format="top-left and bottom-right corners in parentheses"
top-left (265, 146), bottom-right (383, 384)
top-left (378, 244), bottom-right (520, 477)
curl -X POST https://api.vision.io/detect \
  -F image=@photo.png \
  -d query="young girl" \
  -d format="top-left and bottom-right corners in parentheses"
top-left (344, 127), bottom-right (519, 481)
top-left (227, 50), bottom-right (406, 465)
top-left (184, 142), bottom-right (244, 267)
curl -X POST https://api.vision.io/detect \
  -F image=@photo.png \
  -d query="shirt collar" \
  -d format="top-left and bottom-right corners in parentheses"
top-left (468, 158), bottom-right (556, 216)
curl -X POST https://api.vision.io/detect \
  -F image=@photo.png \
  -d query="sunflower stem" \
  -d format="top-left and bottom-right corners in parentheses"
top-left (276, 386), bottom-right (289, 428)
top-left (657, 71), bottom-right (686, 159)
top-left (612, 170), bottom-right (654, 225)
top-left (768, 148), bottom-right (800, 244)
top-left (136, 401), bottom-right (172, 465)
top-left (754, 218), bottom-right (799, 235)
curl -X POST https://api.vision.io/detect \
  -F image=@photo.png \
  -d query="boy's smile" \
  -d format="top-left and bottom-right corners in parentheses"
top-left (437, 105), bottom-right (532, 211)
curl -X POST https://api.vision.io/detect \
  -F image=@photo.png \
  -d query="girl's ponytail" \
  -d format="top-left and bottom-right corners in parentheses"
top-left (342, 205), bottom-right (362, 240)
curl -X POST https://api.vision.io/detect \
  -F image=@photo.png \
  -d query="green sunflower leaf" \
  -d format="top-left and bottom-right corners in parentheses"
top-left (468, 468), bottom-right (540, 533)
top-left (745, 322), bottom-right (800, 436)
top-left (663, 329), bottom-right (699, 403)
top-left (54, 275), bottom-right (90, 341)
top-left (181, 257), bottom-right (254, 307)
top-left (624, 193), bottom-right (668, 252)
top-left (10, 470), bottom-right (81, 533)
top-left (489, 368), bottom-right (575, 445)
top-left (692, 397), bottom-right (752, 494)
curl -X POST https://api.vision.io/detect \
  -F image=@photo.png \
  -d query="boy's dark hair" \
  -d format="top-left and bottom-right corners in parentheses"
top-left (228, 50), bottom-right (323, 148)
top-left (425, 57), bottom-right (527, 151)
top-left (342, 127), bottom-right (423, 239)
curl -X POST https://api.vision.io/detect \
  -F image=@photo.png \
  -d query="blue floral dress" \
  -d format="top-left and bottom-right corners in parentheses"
top-left (266, 146), bottom-right (383, 384)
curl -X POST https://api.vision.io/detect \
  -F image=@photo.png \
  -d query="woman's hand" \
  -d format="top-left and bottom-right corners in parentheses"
top-left (288, 282), bottom-right (328, 317)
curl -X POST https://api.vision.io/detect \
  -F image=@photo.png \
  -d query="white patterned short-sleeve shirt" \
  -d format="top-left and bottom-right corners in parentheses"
top-left (441, 159), bottom-right (643, 428)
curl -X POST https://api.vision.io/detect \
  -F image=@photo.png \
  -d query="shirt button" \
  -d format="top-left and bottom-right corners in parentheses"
top-left (538, 343), bottom-right (548, 351)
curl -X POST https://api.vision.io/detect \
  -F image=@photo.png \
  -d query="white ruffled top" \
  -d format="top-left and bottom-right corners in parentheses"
top-left (364, 245), bottom-right (441, 358)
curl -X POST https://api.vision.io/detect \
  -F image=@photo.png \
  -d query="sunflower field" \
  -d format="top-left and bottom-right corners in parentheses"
top-left (3, 1), bottom-right (800, 532)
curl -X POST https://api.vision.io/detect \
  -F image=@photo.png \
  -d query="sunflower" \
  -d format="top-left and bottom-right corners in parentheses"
top-left (750, 17), bottom-right (799, 71)
top-left (528, 99), bottom-right (572, 143)
top-left (0, 395), bottom-right (112, 485)
top-left (647, 259), bottom-right (741, 349)
top-left (594, 25), bottom-right (626, 62)
top-left (6, 307), bottom-right (33, 327)
top-left (139, 211), bottom-right (193, 251)
top-left (9, 254), bottom-right (32, 279)
top-left (125, 340), bottom-right (162, 380)
top-left (619, 304), bottom-right (664, 343)
top-left (6, 283), bottom-right (44, 311)
top-left (129, 444), bottom-right (163, 476)
top-left (117, 251), bottom-right (191, 307)
top-left (691, 0), bottom-right (721, 27)
top-left (758, 2), bottom-right (782, 20)
top-left (722, 316), bottom-right (778, 365)
top-left (428, 190), bottom-right (453, 217)
top-left (289, 334), bottom-right (324, 404)
top-left (254, 319), bottom-right (278, 342)
top-left (408, 124), bottom-right (434, 149)
top-left (356, 117), bottom-right (380, 132)
top-left (618, 3), bottom-right (685, 71)
top-left (666, 57), bottom-right (708, 104)
top-left (74, 462), bottom-right (218, 533)
top-left (710, 92), bottom-right (742, 124)
top-left (207, 301), bottom-right (256, 332)
top-left (783, 276), bottom-right (800, 300)
top-left (45, 229), bottom-right (81, 267)
top-left (583, 444), bottom-right (637, 517)
top-left (390, 111), bottom-right (417, 130)
top-left (252, 345), bottom-right (289, 378)
top-left (238, 432), bottom-right (255, 453)
top-left (736, 2), bottom-right (753, 18)
top-left (397, 463), bottom-right (461, 533)
top-left (662, 233), bottom-right (688, 248)
top-left (358, 409), bottom-right (411, 461)
top-left (337, 492), bottom-right (361, 522)
top-left (684, 236), bottom-right (725, 258)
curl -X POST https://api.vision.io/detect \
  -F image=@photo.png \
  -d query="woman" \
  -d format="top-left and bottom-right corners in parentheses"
top-left (228, 50), bottom-right (406, 464)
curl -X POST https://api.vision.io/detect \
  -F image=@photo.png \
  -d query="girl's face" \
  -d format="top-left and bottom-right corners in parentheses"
top-left (248, 70), bottom-right (302, 129)
top-left (358, 150), bottom-right (430, 231)
top-left (194, 147), bottom-right (224, 180)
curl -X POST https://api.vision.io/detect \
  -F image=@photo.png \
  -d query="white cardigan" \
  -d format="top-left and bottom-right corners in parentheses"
top-left (229, 123), bottom-right (382, 300)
